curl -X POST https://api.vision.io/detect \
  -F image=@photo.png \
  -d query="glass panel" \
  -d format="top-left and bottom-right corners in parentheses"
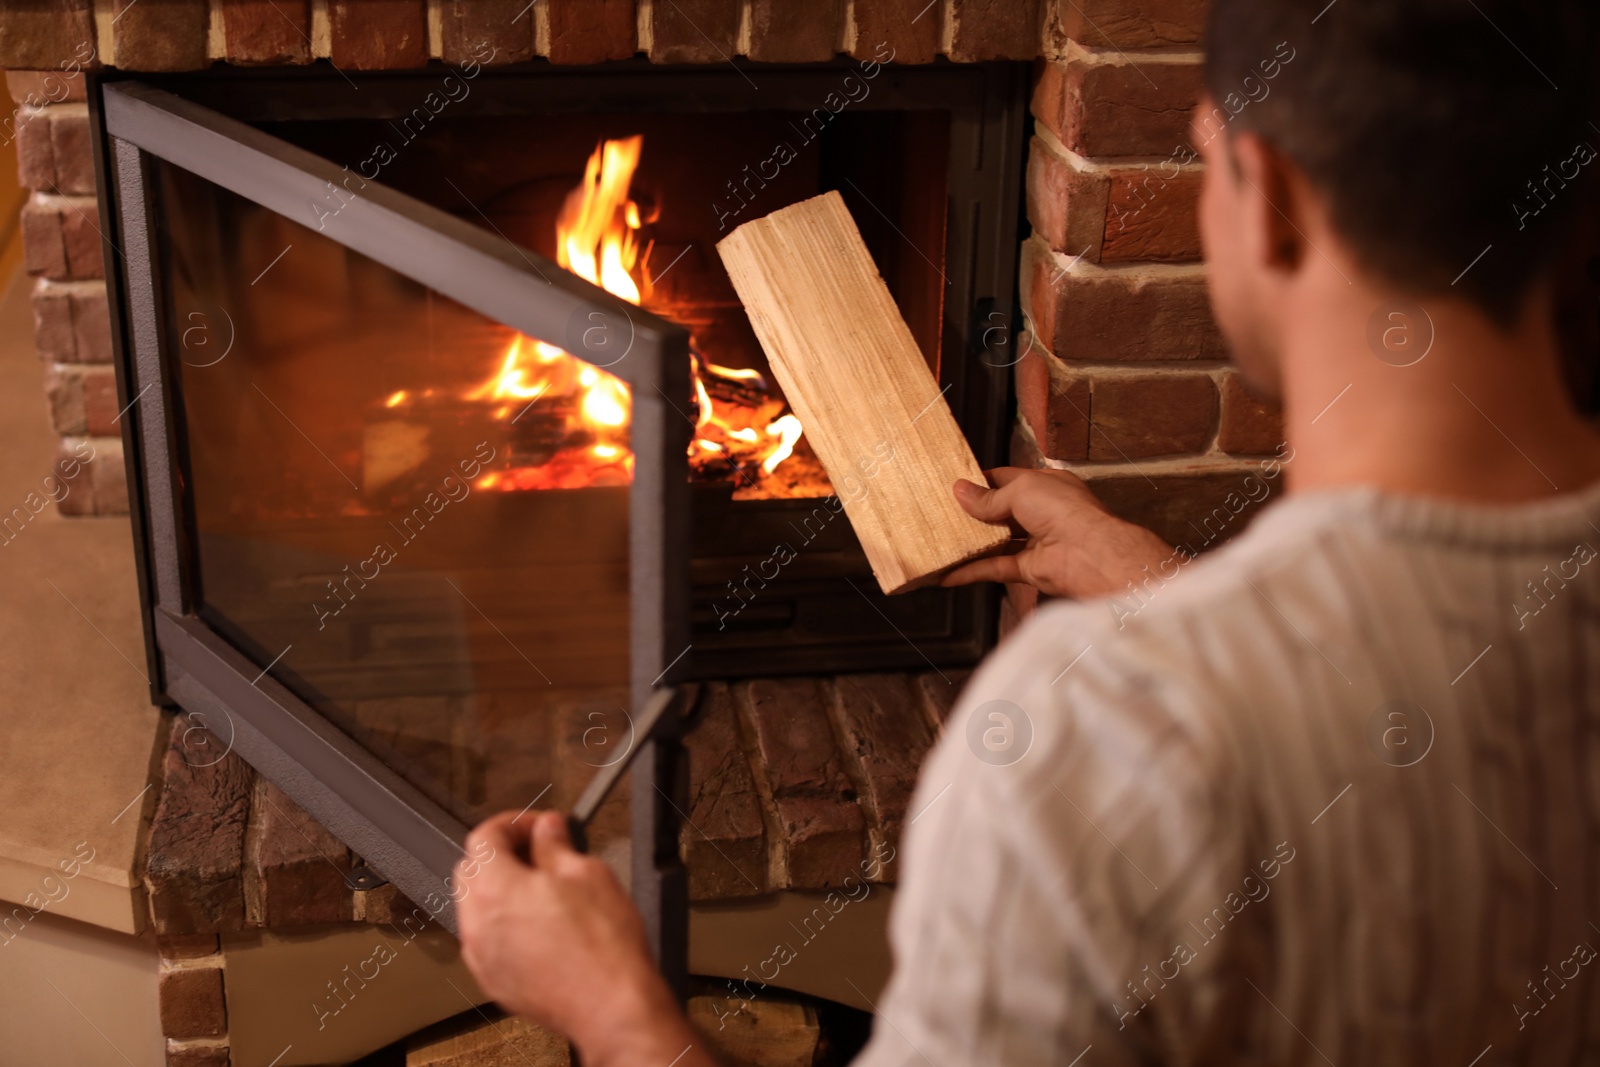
top-left (245, 103), bottom-right (964, 673)
top-left (261, 108), bottom-right (952, 501)
top-left (156, 160), bottom-right (636, 828)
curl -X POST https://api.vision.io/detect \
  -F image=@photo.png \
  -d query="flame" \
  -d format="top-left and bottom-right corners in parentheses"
top-left (762, 415), bottom-right (804, 474)
top-left (459, 135), bottom-right (807, 491)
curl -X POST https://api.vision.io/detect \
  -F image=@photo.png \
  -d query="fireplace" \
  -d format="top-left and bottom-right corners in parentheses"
top-left (91, 59), bottom-right (1027, 987)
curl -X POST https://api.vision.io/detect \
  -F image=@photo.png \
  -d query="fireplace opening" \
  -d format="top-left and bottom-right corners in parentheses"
top-left (97, 60), bottom-right (1027, 932)
top-left (259, 106), bottom-right (952, 503)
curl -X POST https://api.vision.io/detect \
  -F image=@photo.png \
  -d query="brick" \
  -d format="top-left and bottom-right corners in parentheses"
top-left (551, 693), bottom-right (632, 850)
top-left (439, 0), bottom-right (534, 65)
top-left (47, 105), bottom-right (93, 194)
top-left (913, 670), bottom-right (968, 731)
top-left (44, 364), bottom-right (85, 434)
top-left (112, 0), bottom-right (209, 71)
top-left (1030, 133), bottom-right (1204, 263)
top-left (32, 279), bottom-right (74, 361)
top-left (355, 882), bottom-right (419, 925)
top-left (70, 282), bottom-right (112, 363)
top-left (165, 1045), bottom-right (230, 1067)
top-left (159, 965), bottom-right (226, 1039)
top-left (1103, 164), bottom-right (1201, 262)
top-left (851, 0), bottom-right (940, 64)
top-left (83, 364), bottom-right (119, 435)
top-left (59, 198), bottom-right (104, 278)
top-left (90, 436), bottom-right (129, 513)
top-left (679, 684), bottom-right (766, 900)
top-left (6, 70), bottom-right (87, 105)
top-left (20, 199), bottom-right (66, 277)
top-left (648, 0), bottom-right (739, 64)
top-left (53, 438), bottom-right (98, 516)
top-left (547, 0), bottom-right (636, 63)
top-left (146, 713), bottom-right (252, 935)
top-left (246, 780), bottom-right (355, 928)
top-left (1024, 239), bottom-right (1224, 361)
top-left (159, 934), bottom-right (221, 960)
top-left (1087, 468), bottom-right (1275, 554)
top-left (1033, 54), bottom-right (1204, 158)
top-left (15, 108), bottom-right (54, 188)
top-left (327, 0), bottom-right (427, 69)
top-left (0, 1), bottom-right (95, 70)
top-left (828, 674), bottom-right (935, 879)
top-left (1046, 0), bottom-right (1206, 50)
top-left (1217, 370), bottom-right (1285, 455)
top-left (1016, 345), bottom-right (1089, 460)
top-left (748, 0), bottom-right (842, 62)
top-left (950, 0), bottom-right (1041, 60)
top-left (1087, 371), bottom-right (1217, 460)
top-left (742, 679), bottom-right (865, 889)
top-left (1026, 135), bottom-right (1107, 259)
top-left (218, 0), bottom-right (310, 65)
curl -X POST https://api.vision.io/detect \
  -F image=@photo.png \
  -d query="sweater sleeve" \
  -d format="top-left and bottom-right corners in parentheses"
top-left (852, 608), bottom-right (1263, 1066)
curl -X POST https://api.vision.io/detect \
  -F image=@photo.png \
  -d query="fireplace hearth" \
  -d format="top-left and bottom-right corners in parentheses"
top-left (92, 58), bottom-right (1026, 989)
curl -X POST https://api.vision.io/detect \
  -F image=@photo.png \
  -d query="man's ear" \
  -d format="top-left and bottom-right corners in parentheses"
top-left (1230, 130), bottom-right (1307, 275)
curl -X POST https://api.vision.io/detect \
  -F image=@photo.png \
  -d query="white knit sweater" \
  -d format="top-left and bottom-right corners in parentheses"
top-left (857, 478), bottom-right (1600, 1065)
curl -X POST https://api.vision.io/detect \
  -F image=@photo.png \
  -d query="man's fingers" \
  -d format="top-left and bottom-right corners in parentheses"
top-left (467, 811), bottom-right (531, 868)
top-left (982, 467), bottom-right (1032, 487)
top-left (942, 552), bottom-right (1025, 587)
top-left (531, 810), bottom-right (578, 870)
top-left (952, 478), bottom-right (1018, 524)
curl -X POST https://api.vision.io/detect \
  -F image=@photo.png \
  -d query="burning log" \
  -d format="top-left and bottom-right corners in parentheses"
top-left (695, 353), bottom-right (771, 411)
top-left (717, 191), bottom-right (1010, 594)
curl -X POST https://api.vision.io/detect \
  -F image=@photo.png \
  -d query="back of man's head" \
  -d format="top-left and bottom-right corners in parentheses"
top-left (1205, 0), bottom-right (1600, 324)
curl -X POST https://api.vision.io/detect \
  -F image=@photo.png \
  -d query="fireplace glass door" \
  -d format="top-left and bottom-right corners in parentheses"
top-left (101, 80), bottom-right (691, 947)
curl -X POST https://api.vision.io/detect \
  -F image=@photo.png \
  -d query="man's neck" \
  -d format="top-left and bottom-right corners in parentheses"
top-left (1279, 275), bottom-right (1600, 503)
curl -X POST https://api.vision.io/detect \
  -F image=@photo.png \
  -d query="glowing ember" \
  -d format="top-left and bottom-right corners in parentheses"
top-left (396, 134), bottom-right (813, 494)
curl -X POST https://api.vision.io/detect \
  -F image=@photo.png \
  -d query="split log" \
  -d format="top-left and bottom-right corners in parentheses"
top-left (717, 191), bottom-right (1009, 593)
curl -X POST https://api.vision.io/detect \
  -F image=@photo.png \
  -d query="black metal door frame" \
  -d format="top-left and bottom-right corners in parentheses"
top-left (94, 81), bottom-right (692, 972)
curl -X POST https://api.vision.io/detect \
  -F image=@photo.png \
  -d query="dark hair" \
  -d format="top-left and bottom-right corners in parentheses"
top-left (1204, 0), bottom-right (1599, 323)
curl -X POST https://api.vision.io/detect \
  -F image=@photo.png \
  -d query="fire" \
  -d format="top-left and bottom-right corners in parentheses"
top-left (404, 133), bottom-right (810, 493)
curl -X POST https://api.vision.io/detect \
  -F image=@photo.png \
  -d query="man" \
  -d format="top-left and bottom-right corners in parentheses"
top-left (456, 0), bottom-right (1600, 1061)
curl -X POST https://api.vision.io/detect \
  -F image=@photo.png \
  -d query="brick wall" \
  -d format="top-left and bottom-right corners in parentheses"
top-left (2, 0), bottom-right (1275, 604)
top-left (1008, 0), bottom-right (1284, 630)
top-left (7, 68), bottom-right (127, 513)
